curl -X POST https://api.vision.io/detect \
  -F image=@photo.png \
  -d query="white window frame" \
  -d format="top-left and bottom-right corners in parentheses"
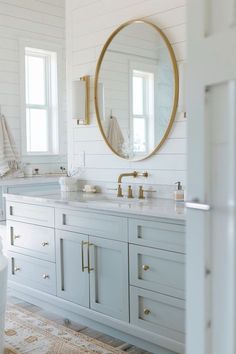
top-left (20, 39), bottom-right (63, 157)
top-left (129, 61), bottom-right (157, 154)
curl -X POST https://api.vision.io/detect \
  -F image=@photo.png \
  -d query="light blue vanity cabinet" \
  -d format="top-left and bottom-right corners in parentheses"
top-left (89, 236), bottom-right (129, 321)
top-left (56, 230), bottom-right (89, 307)
top-left (5, 196), bottom-right (186, 354)
top-left (55, 208), bottom-right (129, 322)
top-left (0, 178), bottom-right (59, 221)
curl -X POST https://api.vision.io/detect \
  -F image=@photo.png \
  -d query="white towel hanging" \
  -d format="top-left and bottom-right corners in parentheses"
top-left (106, 115), bottom-right (124, 155)
top-left (0, 114), bottom-right (19, 176)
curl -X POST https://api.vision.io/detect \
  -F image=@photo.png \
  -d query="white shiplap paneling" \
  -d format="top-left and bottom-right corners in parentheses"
top-left (66, 0), bottom-right (187, 190)
top-left (0, 0), bottom-right (66, 173)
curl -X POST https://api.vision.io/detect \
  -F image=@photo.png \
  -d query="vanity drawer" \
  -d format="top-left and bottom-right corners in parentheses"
top-left (55, 208), bottom-right (128, 241)
top-left (130, 286), bottom-right (185, 345)
top-left (7, 221), bottom-right (55, 262)
top-left (129, 219), bottom-right (185, 253)
top-left (129, 245), bottom-right (185, 299)
top-left (6, 201), bottom-right (54, 227)
top-left (8, 252), bottom-right (56, 295)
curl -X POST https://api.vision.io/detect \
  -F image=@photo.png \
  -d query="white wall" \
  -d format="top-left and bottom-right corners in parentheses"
top-left (66, 0), bottom-right (187, 193)
top-left (0, 0), bottom-right (67, 174)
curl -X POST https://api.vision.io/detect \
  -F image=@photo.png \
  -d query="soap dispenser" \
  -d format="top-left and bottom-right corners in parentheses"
top-left (174, 182), bottom-right (184, 202)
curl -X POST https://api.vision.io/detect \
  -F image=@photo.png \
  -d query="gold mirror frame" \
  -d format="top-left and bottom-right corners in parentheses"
top-left (94, 19), bottom-right (179, 161)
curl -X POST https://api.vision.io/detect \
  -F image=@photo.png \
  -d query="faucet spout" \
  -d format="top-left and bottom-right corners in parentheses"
top-left (117, 171), bottom-right (138, 184)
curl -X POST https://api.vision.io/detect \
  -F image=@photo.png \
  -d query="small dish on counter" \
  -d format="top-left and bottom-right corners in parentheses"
top-left (82, 184), bottom-right (97, 193)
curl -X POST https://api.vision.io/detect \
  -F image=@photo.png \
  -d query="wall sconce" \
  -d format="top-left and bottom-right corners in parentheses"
top-left (72, 76), bottom-right (90, 125)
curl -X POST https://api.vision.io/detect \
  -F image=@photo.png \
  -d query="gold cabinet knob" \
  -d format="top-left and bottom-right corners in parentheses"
top-left (14, 235), bottom-right (20, 239)
top-left (14, 267), bottom-right (20, 272)
top-left (42, 241), bottom-right (49, 247)
top-left (142, 264), bottom-right (150, 271)
top-left (42, 274), bottom-right (49, 279)
top-left (143, 308), bottom-right (151, 315)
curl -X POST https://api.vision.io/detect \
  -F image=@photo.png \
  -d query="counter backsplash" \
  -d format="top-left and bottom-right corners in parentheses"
top-left (77, 179), bottom-right (184, 200)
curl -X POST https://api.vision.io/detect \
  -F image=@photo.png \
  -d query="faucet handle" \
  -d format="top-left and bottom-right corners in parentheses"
top-left (138, 186), bottom-right (156, 199)
top-left (138, 186), bottom-right (145, 199)
top-left (127, 185), bottom-right (134, 199)
top-left (117, 183), bottom-right (123, 198)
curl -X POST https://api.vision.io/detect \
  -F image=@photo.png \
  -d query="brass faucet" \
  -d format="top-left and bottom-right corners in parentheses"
top-left (118, 171), bottom-right (138, 184)
top-left (117, 171), bottom-right (148, 197)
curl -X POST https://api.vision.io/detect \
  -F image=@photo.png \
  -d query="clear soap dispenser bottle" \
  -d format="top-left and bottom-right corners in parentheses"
top-left (174, 181), bottom-right (185, 202)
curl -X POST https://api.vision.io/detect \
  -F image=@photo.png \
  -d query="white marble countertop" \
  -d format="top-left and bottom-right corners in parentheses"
top-left (4, 189), bottom-right (186, 221)
top-left (0, 175), bottom-right (61, 186)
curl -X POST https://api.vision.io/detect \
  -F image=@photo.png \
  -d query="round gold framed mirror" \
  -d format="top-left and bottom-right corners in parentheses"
top-left (94, 19), bottom-right (179, 161)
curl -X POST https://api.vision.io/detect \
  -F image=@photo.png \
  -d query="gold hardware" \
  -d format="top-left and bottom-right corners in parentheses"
top-left (42, 274), bottom-right (49, 279)
top-left (117, 171), bottom-right (148, 198)
top-left (88, 243), bottom-right (94, 273)
top-left (139, 187), bottom-right (157, 199)
top-left (138, 186), bottom-right (145, 199)
top-left (14, 267), bottom-right (20, 272)
top-left (142, 264), bottom-right (150, 271)
top-left (42, 241), bottom-right (49, 247)
top-left (144, 308), bottom-right (151, 315)
top-left (127, 185), bottom-right (133, 198)
top-left (118, 171), bottom-right (138, 184)
top-left (81, 241), bottom-right (89, 272)
top-left (94, 19), bottom-right (179, 162)
top-left (14, 234), bottom-right (20, 239)
top-left (117, 183), bottom-right (123, 197)
top-left (137, 171), bottom-right (148, 178)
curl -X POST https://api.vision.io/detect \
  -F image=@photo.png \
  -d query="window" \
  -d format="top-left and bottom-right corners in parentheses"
top-left (131, 69), bottom-right (155, 153)
top-left (24, 47), bottom-right (59, 155)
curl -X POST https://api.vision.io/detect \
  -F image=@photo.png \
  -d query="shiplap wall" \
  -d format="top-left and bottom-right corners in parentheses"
top-left (0, 0), bottom-right (67, 173)
top-left (66, 0), bottom-right (187, 192)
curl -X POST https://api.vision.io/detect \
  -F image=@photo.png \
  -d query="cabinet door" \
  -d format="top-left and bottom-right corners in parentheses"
top-left (89, 236), bottom-right (129, 322)
top-left (56, 230), bottom-right (89, 308)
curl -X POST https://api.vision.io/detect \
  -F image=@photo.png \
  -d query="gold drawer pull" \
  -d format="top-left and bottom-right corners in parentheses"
top-left (42, 242), bottom-right (49, 247)
top-left (14, 267), bottom-right (20, 272)
top-left (42, 274), bottom-right (50, 279)
top-left (14, 235), bottom-right (21, 239)
top-left (142, 264), bottom-right (150, 271)
top-left (143, 308), bottom-right (151, 315)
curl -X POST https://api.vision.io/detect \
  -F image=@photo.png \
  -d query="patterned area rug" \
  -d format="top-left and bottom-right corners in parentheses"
top-left (4, 304), bottom-right (125, 354)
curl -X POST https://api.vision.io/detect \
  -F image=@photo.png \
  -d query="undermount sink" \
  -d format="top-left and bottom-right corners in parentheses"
top-left (83, 195), bottom-right (149, 207)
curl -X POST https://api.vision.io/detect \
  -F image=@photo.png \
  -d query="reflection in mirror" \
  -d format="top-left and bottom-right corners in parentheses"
top-left (95, 20), bottom-right (178, 161)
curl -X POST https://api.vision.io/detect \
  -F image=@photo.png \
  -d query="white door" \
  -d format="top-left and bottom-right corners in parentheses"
top-left (89, 236), bottom-right (129, 322)
top-left (187, 1), bottom-right (236, 354)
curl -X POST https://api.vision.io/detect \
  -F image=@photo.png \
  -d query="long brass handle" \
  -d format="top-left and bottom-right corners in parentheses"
top-left (60, 238), bottom-right (65, 291)
top-left (81, 241), bottom-right (89, 272)
top-left (88, 242), bottom-right (94, 273)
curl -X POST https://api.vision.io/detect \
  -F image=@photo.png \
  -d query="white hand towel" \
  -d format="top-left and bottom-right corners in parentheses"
top-left (0, 114), bottom-right (19, 177)
top-left (106, 116), bottom-right (124, 155)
